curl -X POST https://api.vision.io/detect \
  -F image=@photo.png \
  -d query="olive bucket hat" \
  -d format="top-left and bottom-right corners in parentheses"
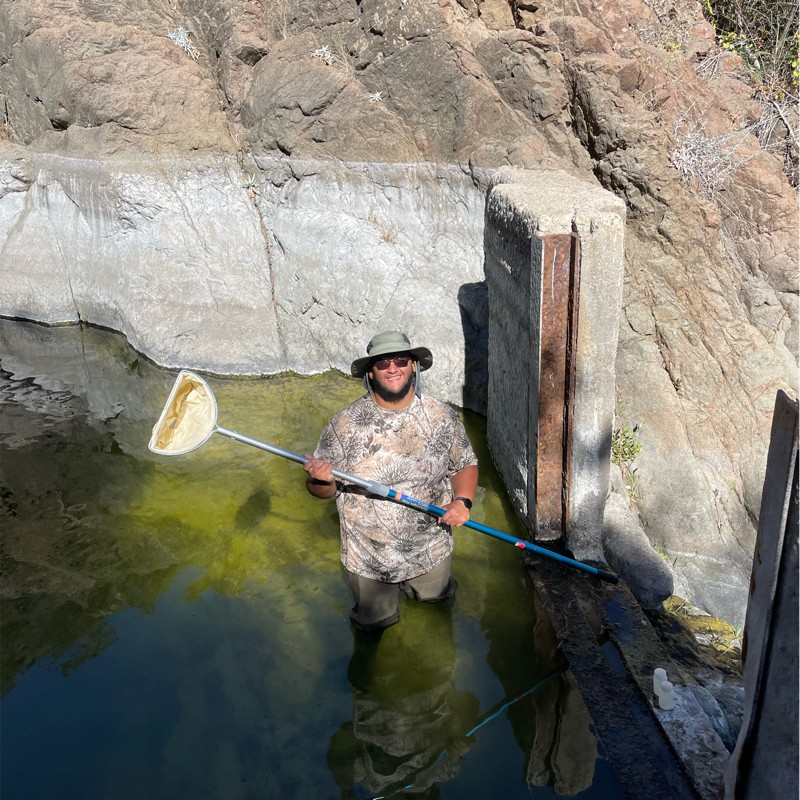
top-left (350, 330), bottom-right (433, 378)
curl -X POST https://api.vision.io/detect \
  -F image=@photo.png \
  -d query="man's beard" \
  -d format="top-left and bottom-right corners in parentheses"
top-left (371, 372), bottom-right (415, 403)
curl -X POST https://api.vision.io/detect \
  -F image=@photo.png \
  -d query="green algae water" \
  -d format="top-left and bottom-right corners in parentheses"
top-left (0, 320), bottom-right (621, 800)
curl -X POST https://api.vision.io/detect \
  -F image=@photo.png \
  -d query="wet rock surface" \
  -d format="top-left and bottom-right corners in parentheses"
top-left (646, 596), bottom-right (745, 747)
top-left (529, 558), bottom-right (699, 799)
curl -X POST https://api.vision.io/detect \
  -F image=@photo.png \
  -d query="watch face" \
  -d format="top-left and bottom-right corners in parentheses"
top-left (456, 497), bottom-right (472, 510)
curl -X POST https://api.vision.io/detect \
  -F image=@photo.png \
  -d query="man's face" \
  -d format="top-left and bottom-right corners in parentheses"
top-left (368, 353), bottom-right (416, 403)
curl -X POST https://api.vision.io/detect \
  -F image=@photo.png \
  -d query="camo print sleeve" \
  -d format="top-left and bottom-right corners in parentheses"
top-left (315, 394), bottom-right (478, 583)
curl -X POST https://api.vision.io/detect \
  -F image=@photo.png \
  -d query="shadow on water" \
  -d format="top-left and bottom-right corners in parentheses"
top-left (0, 319), bottom-right (622, 799)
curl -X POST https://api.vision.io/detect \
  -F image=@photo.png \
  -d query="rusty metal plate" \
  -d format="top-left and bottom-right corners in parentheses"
top-left (534, 233), bottom-right (580, 538)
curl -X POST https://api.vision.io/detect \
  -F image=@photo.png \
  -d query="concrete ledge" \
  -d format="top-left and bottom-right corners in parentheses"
top-left (529, 556), bottom-right (730, 800)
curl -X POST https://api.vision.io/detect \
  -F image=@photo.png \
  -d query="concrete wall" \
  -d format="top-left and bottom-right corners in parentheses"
top-left (0, 151), bottom-right (487, 408)
top-left (484, 168), bottom-right (626, 559)
top-left (483, 180), bottom-right (539, 524)
top-left (1, 150), bottom-right (758, 617)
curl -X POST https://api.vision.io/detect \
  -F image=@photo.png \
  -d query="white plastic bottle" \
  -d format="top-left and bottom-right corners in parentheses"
top-left (658, 681), bottom-right (676, 710)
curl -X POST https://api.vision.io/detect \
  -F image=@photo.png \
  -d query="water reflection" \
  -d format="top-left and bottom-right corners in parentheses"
top-left (330, 607), bottom-right (478, 799)
top-left (0, 319), bottom-right (619, 799)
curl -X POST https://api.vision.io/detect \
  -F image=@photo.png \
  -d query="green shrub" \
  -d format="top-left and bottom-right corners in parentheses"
top-left (612, 423), bottom-right (643, 502)
top-left (612, 424), bottom-right (644, 466)
top-left (703, 0), bottom-right (798, 100)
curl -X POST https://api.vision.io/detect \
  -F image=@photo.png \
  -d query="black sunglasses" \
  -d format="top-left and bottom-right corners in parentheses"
top-left (372, 356), bottom-right (412, 371)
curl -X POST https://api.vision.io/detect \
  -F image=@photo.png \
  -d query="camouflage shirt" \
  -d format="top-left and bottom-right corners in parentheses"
top-left (314, 393), bottom-right (478, 583)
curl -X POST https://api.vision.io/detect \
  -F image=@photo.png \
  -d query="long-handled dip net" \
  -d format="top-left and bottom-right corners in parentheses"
top-left (148, 370), bottom-right (618, 582)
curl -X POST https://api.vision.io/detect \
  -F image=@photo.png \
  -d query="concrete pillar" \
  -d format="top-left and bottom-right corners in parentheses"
top-left (484, 168), bottom-right (625, 560)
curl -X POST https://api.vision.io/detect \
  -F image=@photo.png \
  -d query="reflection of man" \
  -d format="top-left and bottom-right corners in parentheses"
top-left (327, 608), bottom-right (479, 799)
top-left (304, 331), bottom-right (478, 631)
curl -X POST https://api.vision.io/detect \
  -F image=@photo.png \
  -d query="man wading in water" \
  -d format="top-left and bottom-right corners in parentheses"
top-left (304, 331), bottom-right (479, 631)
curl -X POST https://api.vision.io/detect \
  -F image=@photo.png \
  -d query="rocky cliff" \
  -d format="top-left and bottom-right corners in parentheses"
top-left (0, 0), bottom-right (797, 623)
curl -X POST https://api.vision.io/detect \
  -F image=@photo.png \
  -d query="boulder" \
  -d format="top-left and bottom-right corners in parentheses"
top-left (602, 490), bottom-right (674, 609)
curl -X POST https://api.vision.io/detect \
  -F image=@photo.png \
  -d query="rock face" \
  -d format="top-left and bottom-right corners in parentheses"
top-left (0, 0), bottom-right (796, 624)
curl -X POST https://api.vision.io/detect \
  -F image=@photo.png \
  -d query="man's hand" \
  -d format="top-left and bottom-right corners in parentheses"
top-left (304, 456), bottom-right (337, 498)
top-left (440, 499), bottom-right (471, 527)
top-left (304, 456), bottom-right (334, 483)
top-left (443, 464), bottom-right (478, 526)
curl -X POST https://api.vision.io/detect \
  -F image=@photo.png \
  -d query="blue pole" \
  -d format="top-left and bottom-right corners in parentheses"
top-left (214, 426), bottom-right (618, 583)
top-left (387, 489), bottom-right (618, 583)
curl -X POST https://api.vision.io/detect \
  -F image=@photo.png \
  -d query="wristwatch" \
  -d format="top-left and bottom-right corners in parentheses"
top-left (453, 496), bottom-right (473, 510)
